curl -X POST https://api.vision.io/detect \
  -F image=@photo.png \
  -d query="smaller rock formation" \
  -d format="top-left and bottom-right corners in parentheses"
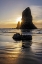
top-left (12, 33), bottom-right (32, 41)
top-left (16, 21), bottom-right (20, 29)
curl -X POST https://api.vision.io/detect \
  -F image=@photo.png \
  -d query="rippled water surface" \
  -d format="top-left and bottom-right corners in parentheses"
top-left (0, 28), bottom-right (42, 64)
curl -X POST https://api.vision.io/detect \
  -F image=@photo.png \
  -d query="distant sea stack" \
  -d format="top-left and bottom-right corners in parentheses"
top-left (17, 7), bottom-right (37, 29)
top-left (16, 21), bottom-right (21, 29)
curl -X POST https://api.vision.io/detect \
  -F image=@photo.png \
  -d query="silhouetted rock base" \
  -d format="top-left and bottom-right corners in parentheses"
top-left (12, 33), bottom-right (32, 41)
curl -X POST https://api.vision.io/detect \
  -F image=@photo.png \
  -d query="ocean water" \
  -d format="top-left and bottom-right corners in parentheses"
top-left (0, 28), bottom-right (42, 64)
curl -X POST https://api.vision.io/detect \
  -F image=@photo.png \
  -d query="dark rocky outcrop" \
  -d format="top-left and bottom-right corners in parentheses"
top-left (12, 33), bottom-right (32, 41)
top-left (17, 7), bottom-right (37, 29)
top-left (20, 7), bottom-right (37, 29)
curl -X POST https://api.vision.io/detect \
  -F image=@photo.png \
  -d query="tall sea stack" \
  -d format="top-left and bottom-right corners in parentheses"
top-left (20, 7), bottom-right (37, 29)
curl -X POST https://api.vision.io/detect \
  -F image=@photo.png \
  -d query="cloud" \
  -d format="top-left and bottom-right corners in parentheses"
top-left (36, 20), bottom-right (42, 23)
top-left (30, 6), bottom-right (42, 20)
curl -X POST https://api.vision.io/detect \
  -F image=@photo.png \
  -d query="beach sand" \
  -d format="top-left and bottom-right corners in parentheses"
top-left (0, 51), bottom-right (41, 64)
top-left (0, 29), bottom-right (42, 64)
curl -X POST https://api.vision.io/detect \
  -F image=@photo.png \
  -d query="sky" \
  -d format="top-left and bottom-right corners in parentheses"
top-left (0, 0), bottom-right (42, 28)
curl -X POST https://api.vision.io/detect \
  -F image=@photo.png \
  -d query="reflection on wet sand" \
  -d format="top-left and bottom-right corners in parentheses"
top-left (0, 41), bottom-right (42, 64)
top-left (0, 41), bottom-right (22, 64)
top-left (22, 40), bottom-right (32, 48)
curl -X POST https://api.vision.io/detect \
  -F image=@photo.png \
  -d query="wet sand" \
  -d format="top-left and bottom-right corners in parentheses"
top-left (0, 29), bottom-right (42, 64)
top-left (0, 42), bottom-right (42, 64)
top-left (0, 57), bottom-right (41, 64)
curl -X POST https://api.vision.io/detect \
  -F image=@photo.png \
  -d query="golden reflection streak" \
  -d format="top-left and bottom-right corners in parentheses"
top-left (0, 42), bottom-right (22, 64)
